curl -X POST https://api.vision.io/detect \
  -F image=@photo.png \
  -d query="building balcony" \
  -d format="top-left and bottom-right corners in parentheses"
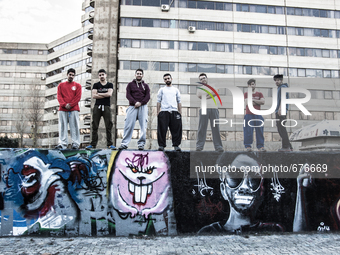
top-left (86, 79), bottom-right (92, 90)
top-left (83, 134), bottom-right (90, 143)
top-left (87, 45), bottom-right (93, 57)
top-left (88, 28), bottom-right (93, 40)
top-left (85, 97), bottom-right (92, 108)
top-left (84, 115), bottom-right (91, 125)
top-left (86, 62), bottom-right (92, 73)
top-left (90, 0), bottom-right (95, 8)
top-left (89, 10), bottom-right (95, 24)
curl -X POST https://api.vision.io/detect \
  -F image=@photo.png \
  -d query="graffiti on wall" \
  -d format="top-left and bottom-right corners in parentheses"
top-left (1, 149), bottom-right (340, 236)
top-left (108, 151), bottom-right (176, 236)
top-left (0, 149), bottom-right (176, 236)
top-left (198, 154), bottom-right (284, 234)
top-left (171, 152), bottom-right (340, 234)
top-left (0, 149), bottom-right (110, 236)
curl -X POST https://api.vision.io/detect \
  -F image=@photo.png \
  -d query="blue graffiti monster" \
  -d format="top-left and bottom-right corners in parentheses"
top-left (1, 149), bottom-right (81, 235)
top-left (0, 149), bottom-right (113, 236)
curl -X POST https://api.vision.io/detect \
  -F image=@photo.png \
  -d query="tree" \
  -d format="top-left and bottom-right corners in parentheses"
top-left (14, 100), bottom-right (28, 148)
top-left (26, 84), bottom-right (45, 147)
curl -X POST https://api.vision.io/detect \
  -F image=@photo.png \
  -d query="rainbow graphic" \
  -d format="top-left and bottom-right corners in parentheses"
top-left (197, 82), bottom-right (223, 106)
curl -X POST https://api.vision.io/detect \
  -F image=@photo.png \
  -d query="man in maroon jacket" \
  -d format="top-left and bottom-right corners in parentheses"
top-left (119, 69), bottom-right (150, 150)
top-left (55, 68), bottom-right (82, 150)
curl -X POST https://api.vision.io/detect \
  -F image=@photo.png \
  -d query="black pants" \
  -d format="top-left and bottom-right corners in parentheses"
top-left (276, 113), bottom-right (292, 149)
top-left (91, 105), bottom-right (113, 147)
top-left (157, 111), bottom-right (182, 147)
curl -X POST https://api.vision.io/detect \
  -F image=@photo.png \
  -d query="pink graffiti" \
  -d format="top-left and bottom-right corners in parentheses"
top-left (110, 151), bottom-right (170, 219)
top-left (125, 153), bottom-right (149, 170)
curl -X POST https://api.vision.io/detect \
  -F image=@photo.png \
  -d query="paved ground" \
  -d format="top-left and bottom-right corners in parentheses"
top-left (0, 233), bottom-right (339, 255)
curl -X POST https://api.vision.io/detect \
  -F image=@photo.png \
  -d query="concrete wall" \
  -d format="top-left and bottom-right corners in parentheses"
top-left (90, 0), bottom-right (119, 148)
top-left (0, 149), bottom-right (339, 236)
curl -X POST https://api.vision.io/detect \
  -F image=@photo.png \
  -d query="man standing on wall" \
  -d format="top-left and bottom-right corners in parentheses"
top-left (55, 68), bottom-right (82, 150)
top-left (119, 69), bottom-right (150, 150)
top-left (157, 73), bottom-right (182, 151)
top-left (86, 69), bottom-right (116, 150)
top-left (243, 79), bottom-right (266, 152)
top-left (274, 74), bottom-right (293, 152)
top-left (196, 73), bottom-right (224, 152)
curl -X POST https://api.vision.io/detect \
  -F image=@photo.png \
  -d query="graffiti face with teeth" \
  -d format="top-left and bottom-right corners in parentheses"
top-left (21, 164), bottom-right (42, 199)
top-left (220, 154), bottom-right (264, 215)
top-left (20, 156), bottom-right (62, 212)
top-left (110, 151), bottom-right (170, 219)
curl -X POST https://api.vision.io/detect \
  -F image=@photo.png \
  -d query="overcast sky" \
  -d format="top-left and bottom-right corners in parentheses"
top-left (0, 0), bottom-right (83, 44)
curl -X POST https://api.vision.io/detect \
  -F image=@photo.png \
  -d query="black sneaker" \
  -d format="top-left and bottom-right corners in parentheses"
top-left (216, 148), bottom-right (224, 153)
top-left (158, 146), bottom-right (164, 151)
top-left (278, 147), bottom-right (292, 152)
top-left (174, 146), bottom-right (181, 152)
top-left (196, 148), bottom-right (203, 151)
top-left (138, 146), bottom-right (144, 150)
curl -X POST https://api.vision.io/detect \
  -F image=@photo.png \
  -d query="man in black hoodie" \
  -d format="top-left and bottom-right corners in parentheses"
top-left (119, 69), bottom-right (150, 150)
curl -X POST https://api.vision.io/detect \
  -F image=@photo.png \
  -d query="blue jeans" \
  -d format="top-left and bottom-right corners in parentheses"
top-left (243, 114), bottom-right (264, 149)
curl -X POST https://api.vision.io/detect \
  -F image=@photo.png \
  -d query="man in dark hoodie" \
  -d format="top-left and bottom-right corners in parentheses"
top-left (274, 74), bottom-right (293, 152)
top-left (119, 69), bottom-right (150, 150)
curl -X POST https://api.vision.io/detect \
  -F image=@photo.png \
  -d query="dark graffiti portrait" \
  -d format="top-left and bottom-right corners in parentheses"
top-left (198, 154), bottom-right (283, 234)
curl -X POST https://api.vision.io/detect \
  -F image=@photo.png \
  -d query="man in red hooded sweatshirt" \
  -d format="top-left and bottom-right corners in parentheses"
top-left (55, 68), bottom-right (82, 149)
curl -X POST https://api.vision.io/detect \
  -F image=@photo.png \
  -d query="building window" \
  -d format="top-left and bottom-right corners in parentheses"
top-left (259, 46), bottom-right (268, 54)
top-left (160, 63), bottom-right (169, 71)
top-left (216, 65), bottom-right (224, 73)
top-left (161, 20), bottom-right (169, 28)
top-left (298, 69), bottom-right (306, 77)
top-left (160, 41), bottom-right (169, 49)
top-left (322, 49), bottom-right (330, 58)
top-left (188, 42), bottom-right (197, 50)
top-left (323, 70), bottom-right (331, 78)
top-left (325, 91), bottom-right (333, 99)
top-left (188, 64), bottom-right (197, 72)
top-left (289, 68), bottom-right (297, 77)
top-left (243, 45), bottom-right (251, 53)
top-left (269, 46), bottom-right (278, 55)
top-left (131, 40), bottom-right (140, 48)
top-left (216, 43), bottom-right (224, 52)
top-left (296, 48), bottom-right (305, 56)
top-left (197, 64), bottom-right (215, 73)
top-left (243, 66), bottom-right (252, 75)
top-left (197, 42), bottom-right (209, 51)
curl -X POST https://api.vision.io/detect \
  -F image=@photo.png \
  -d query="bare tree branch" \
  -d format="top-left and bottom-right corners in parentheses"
top-left (14, 99), bottom-right (28, 148)
top-left (26, 84), bottom-right (45, 147)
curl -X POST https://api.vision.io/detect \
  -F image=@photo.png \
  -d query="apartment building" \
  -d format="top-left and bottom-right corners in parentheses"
top-left (0, 2), bottom-right (93, 148)
top-left (0, 42), bottom-right (48, 146)
top-left (116, 0), bottom-right (340, 150)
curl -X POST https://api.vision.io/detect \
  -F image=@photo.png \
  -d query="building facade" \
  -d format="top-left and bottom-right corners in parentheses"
top-left (0, 2), bottom-right (94, 148)
top-left (1, 0), bottom-right (340, 150)
top-left (116, 0), bottom-right (340, 151)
